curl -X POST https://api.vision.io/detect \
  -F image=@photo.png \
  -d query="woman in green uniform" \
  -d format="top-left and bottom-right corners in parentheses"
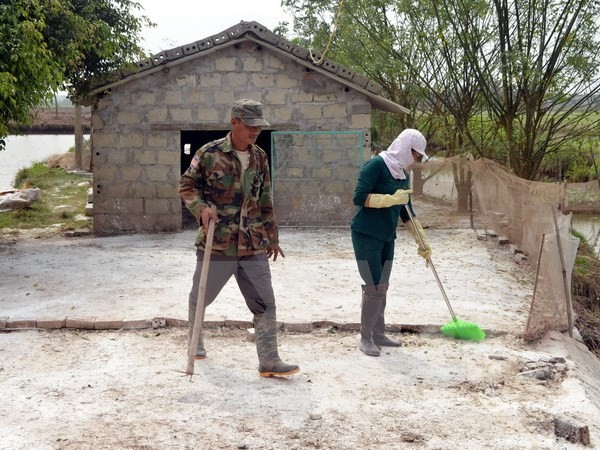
top-left (351, 128), bottom-right (431, 356)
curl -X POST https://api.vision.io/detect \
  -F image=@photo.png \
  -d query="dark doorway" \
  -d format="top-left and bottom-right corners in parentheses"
top-left (180, 129), bottom-right (273, 229)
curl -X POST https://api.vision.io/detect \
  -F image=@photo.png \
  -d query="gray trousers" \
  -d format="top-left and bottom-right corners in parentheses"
top-left (188, 251), bottom-right (276, 328)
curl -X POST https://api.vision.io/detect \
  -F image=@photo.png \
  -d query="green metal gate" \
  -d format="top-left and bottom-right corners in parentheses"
top-left (271, 131), bottom-right (365, 226)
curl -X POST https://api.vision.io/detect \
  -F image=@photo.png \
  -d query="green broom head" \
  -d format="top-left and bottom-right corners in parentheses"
top-left (440, 318), bottom-right (486, 341)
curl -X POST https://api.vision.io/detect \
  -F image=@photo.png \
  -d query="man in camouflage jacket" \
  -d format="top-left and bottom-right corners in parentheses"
top-left (179, 99), bottom-right (299, 377)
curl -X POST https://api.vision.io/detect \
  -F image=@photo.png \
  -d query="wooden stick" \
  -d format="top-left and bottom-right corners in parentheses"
top-left (524, 234), bottom-right (546, 336)
top-left (186, 219), bottom-right (216, 377)
top-left (590, 148), bottom-right (600, 191)
top-left (551, 205), bottom-right (574, 337)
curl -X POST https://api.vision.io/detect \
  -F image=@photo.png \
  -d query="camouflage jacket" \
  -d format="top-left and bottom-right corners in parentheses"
top-left (179, 133), bottom-right (279, 255)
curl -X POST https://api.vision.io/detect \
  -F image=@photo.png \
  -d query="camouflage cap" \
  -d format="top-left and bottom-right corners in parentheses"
top-left (231, 99), bottom-right (270, 127)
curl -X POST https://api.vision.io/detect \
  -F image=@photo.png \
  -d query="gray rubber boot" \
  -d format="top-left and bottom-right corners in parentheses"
top-left (254, 310), bottom-right (300, 377)
top-left (359, 285), bottom-right (384, 356)
top-left (372, 286), bottom-right (403, 348)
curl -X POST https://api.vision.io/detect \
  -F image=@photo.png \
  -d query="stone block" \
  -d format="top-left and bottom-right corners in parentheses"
top-left (248, 22), bottom-right (279, 45)
top-left (170, 108), bottom-right (192, 122)
top-left (65, 316), bottom-right (96, 329)
top-left (323, 103), bottom-right (346, 119)
top-left (120, 133), bottom-right (144, 148)
top-left (350, 114), bottom-right (371, 129)
top-left (352, 72), bottom-right (370, 88)
top-left (242, 56), bottom-right (262, 72)
top-left (365, 80), bottom-right (382, 94)
top-left (246, 328), bottom-right (256, 343)
top-left (149, 135), bottom-right (168, 149)
top-left (145, 165), bottom-right (172, 183)
top-left (336, 65), bottom-right (355, 81)
top-left (131, 150), bottom-right (156, 166)
top-left (93, 133), bottom-right (119, 148)
top-left (224, 320), bottom-right (253, 329)
top-left (290, 46), bottom-right (309, 59)
top-left (94, 319), bottom-right (124, 330)
top-left (151, 51), bottom-right (167, 66)
top-left (203, 320), bottom-right (224, 329)
top-left (166, 317), bottom-right (188, 328)
top-left (215, 57), bottom-right (237, 71)
top-left (283, 322), bottom-right (313, 333)
top-left (136, 91), bottom-right (157, 106)
top-left (320, 59), bottom-right (339, 74)
top-left (145, 198), bottom-right (172, 215)
top-left (6, 319), bottom-right (37, 329)
top-left (486, 229), bottom-right (499, 238)
top-left (146, 108), bottom-right (168, 123)
top-left (182, 41), bottom-right (200, 55)
top-left (312, 321), bottom-right (336, 329)
top-left (509, 244), bottom-right (523, 255)
top-left (117, 111), bottom-right (139, 125)
top-left (107, 150), bottom-right (128, 165)
top-left (120, 166), bottom-right (143, 182)
top-left (498, 236), bottom-right (510, 245)
top-left (515, 253), bottom-right (529, 263)
top-left (122, 319), bottom-right (152, 330)
top-left (63, 228), bottom-right (91, 238)
top-left (151, 317), bottom-right (167, 329)
top-left (554, 416), bottom-right (590, 445)
top-left (211, 31), bottom-right (230, 46)
top-left (165, 90), bottom-right (182, 105)
top-left (337, 323), bottom-right (360, 331)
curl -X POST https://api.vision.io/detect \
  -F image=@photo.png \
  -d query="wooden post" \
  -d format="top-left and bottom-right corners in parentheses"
top-left (74, 103), bottom-right (83, 170)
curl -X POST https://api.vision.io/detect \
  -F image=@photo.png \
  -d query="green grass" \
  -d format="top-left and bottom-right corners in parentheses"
top-left (0, 162), bottom-right (91, 232)
top-left (572, 230), bottom-right (600, 357)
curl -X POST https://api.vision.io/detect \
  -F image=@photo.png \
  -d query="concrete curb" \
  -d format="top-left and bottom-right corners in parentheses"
top-left (0, 315), bottom-right (447, 335)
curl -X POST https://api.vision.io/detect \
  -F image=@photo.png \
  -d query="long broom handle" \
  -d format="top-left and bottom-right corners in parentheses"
top-left (186, 218), bottom-right (216, 376)
top-left (404, 205), bottom-right (458, 322)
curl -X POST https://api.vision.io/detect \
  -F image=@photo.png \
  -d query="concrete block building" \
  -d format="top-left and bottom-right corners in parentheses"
top-left (84, 21), bottom-right (408, 234)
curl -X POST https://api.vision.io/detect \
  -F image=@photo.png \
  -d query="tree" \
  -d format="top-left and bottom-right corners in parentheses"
top-left (439, 0), bottom-right (600, 180)
top-left (0, 0), bottom-right (152, 150)
top-left (0, 0), bottom-right (62, 150)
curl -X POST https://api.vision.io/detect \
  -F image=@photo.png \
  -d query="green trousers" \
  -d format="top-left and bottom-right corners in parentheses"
top-left (351, 230), bottom-right (395, 286)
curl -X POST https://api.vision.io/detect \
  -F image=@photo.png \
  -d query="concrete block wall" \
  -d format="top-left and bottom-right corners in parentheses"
top-left (92, 39), bottom-right (372, 234)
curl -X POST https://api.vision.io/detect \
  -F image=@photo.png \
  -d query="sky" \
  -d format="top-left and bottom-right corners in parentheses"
top-left (136, 0), bottom-right (295, 54)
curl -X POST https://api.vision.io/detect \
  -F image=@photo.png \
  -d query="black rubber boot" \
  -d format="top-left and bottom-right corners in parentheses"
top-left (359, 285), bottom-right (385, 356)
top-left (254, 310), bottom-right (300, 377)
top-left (372, 286), bottom-right (403, 348)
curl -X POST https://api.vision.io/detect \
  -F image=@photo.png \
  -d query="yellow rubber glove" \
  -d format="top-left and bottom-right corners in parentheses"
top-left (406, 218), bottom-right (432, 263)
top-left (367, 189), bottom-right (412, 208)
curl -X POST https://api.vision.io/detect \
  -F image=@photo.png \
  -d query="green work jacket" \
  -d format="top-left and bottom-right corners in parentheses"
top-left (179, 133), bottom-right (278, 255)
top-left (350, 155), bottom-right (415, 242)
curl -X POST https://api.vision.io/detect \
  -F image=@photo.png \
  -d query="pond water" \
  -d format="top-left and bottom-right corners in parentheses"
top-left (0, 135), bottom-right (80, 190)
top-left (572, 213), bottom-right (600, 256)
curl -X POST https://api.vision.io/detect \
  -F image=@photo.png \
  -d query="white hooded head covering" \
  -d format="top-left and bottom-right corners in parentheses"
top-left (379, 129), bottom-right (428, 179)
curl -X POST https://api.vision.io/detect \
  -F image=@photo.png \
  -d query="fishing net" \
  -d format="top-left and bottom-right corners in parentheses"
top-left (416, 156), bottom-right (599, 342)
